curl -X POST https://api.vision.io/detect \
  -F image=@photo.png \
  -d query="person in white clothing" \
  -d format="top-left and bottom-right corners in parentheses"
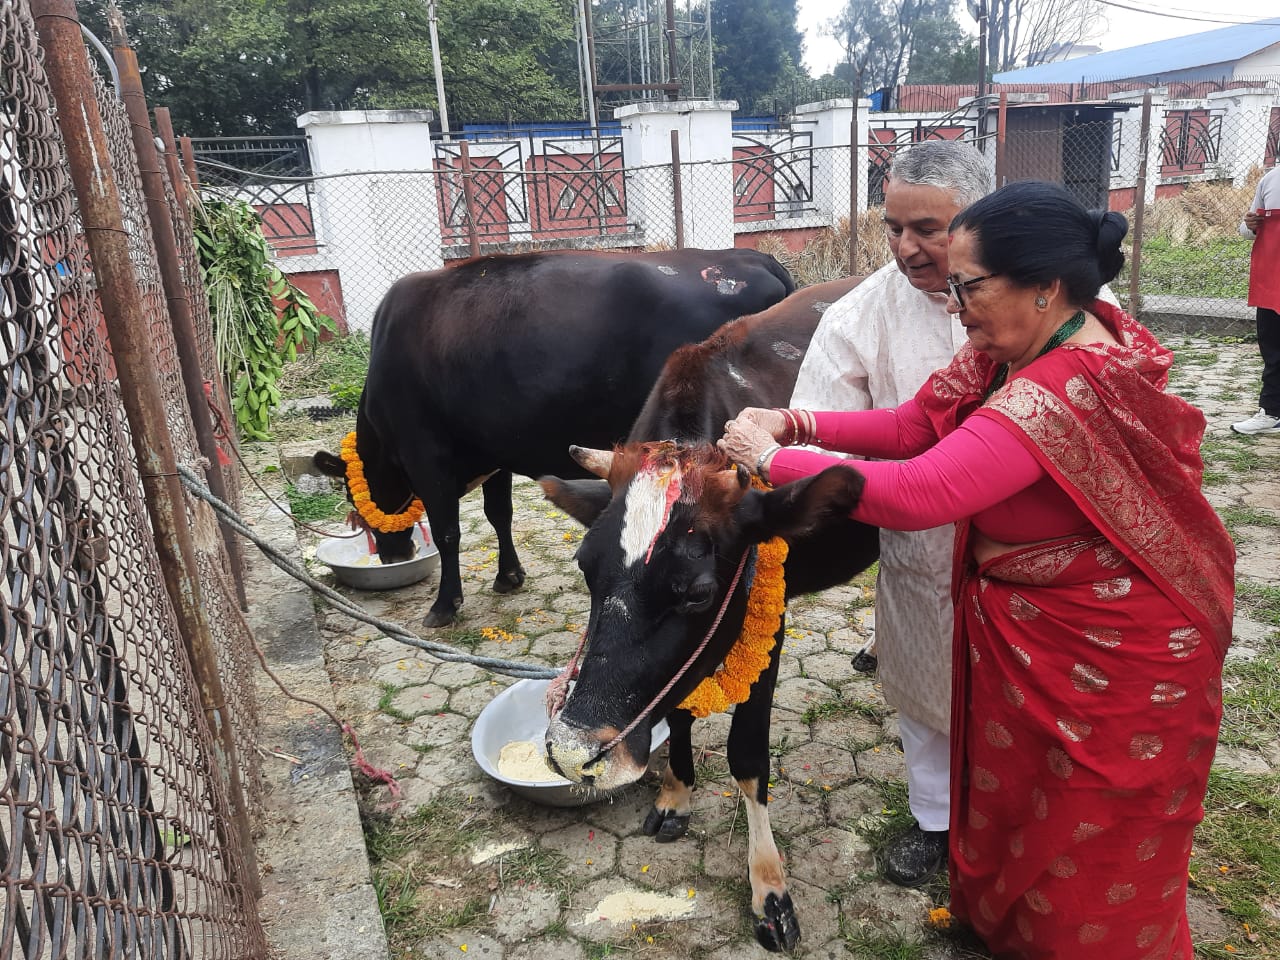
top-left (791, 140), bottom-right (991, 886)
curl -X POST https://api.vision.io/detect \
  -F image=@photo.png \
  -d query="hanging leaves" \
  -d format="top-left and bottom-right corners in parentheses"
top-left (192, 197), bottom-right (335, 440)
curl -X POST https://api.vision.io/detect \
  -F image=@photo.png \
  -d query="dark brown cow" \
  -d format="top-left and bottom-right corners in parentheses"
top-left (539, 278), bottom-right (879, 951)
top-left (314, 248), bottom-right (795, 626)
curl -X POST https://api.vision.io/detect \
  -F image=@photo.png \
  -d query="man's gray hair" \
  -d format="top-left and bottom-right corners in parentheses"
top-left (888, 140), bottom-right (993, 209)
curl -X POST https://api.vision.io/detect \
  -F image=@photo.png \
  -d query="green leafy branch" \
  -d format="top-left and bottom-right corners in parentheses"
top-left (192, 197), bottom-right (334, 440)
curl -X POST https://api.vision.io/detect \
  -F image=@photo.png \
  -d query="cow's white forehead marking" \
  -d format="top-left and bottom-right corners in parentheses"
top-left (604, 596), bottom-right (631, 621)
top-left (727, 363), bottom-right (749, 389)
top-left (657, 265), bottom-right (679, 276)
top-left (620, 464), bottom-right (681, 566)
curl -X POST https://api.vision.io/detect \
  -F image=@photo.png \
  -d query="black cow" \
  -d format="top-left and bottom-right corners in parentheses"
top-left (314, 248), bottom-right (794, 626)
top-left (539, 278), bottom-right (879, 952)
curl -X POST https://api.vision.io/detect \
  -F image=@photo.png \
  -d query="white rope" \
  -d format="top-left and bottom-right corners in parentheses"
top-left (177, 464), bottom-right (557, 680)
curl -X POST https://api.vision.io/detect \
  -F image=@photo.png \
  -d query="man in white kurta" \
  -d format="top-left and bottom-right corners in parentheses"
top-left (790, 140), bottom-right (991, 887)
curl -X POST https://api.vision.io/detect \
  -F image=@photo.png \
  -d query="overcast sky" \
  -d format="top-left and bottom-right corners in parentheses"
top-left (797, 0), bottom-right (1280, 76)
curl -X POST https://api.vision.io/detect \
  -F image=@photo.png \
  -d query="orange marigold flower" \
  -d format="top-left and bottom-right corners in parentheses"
top-left (339, 431), bottom-right (426, 534)
top-left (679, 535), bottom-right (788, 718)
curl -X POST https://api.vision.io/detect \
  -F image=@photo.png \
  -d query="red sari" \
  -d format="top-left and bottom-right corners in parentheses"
top-left (918, 302), bottom-right (1235, 959)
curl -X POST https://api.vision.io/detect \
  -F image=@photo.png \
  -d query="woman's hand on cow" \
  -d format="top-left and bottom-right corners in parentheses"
top-left (718, 414), bottom-right (779, 475)
top-left (736, 406), bottom-right (789, 441)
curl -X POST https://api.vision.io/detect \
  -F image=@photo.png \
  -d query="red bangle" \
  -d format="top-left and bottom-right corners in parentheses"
top-left (775, 407), bottom-right (798, 445)
top-left (788, 408), bottom-right (814, 445)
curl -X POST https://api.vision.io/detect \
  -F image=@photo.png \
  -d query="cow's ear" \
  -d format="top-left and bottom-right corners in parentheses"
top-left (732, 465), bottom-right (865, 543)
top-left (539, 476), bottom-right (612, 528)
top-left (314, 451), bottom-right (346, 478)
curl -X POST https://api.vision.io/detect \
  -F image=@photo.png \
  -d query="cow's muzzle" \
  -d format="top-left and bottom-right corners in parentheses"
top-left (544, 714), bottom-right (650, 790)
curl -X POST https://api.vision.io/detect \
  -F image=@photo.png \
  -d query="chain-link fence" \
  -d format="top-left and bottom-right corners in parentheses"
top-left (3, 0), bottom-right (266, 954)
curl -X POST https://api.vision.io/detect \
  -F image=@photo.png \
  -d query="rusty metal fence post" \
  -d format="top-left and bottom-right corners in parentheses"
top-left (110, 20), bottom-right (249, 610)
top-left (670, 129), bottom-right (686, 250)
top-left (32, 0), bottom-right (261, 901)
top-left (1130, 90), bottom-right (1153, 317)
top-left (458, 139), bottom-right (482, 258)
top-left (180, 133), bottom-right (200, 189)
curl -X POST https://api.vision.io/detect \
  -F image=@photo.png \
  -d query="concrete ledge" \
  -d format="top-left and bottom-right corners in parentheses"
top-left (298, 109), bottom-right (435, 128)
top-left (1138, 295), bottom-right (1256, 337)
top-left (241, 443), bottom-right (390, 960)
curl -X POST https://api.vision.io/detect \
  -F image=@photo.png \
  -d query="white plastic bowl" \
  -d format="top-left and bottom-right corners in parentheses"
top-left (472, 678), bottom-right (670, 807)
top-left (314, 524), bottom-right (439, 590)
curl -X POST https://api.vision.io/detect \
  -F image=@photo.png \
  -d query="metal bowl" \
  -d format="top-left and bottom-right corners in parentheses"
top-left (471, 678), bottom-right (669, 807)
top-left (314, 524), bottom-right (439, 590)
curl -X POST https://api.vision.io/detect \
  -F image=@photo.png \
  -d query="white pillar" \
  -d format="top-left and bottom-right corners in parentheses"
top-left (615, 99), bottom-right (737, 249)
top-left (298, 109), bottom-right (443, 332)
top-left (1209, 89), bottom-right (1278, 187)
top-left (793, 99), bottom-right (852, 228)
top-left (1108, 91), bottom-right (1145, 200)
top-left (1141, 91), bottom-right (1169, 209)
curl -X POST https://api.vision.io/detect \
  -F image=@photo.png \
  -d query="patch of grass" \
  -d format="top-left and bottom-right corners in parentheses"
top-left (1201, 437), bottom-right (1280, 475)
top-left (361, 794), bottom-right (504, 947)
top-left (375, 683), bottom-right (413, 722)
top-left (541, 919), bottom-right (569, 938)
top-left (502, 845), bottom-right (573, 891)
top-left (1179, 349), bottom-right (1222, 368)
top-left (801, 695), bottom-right (886, 725)
top-left (853, 777), bottom-right (914, 849)
top-left (284, 483), bottom-right (345, 522)
top-left (1189, 770), bottom-right (1280, 941)
top-left (278, 331), bottom-right (371, 402)
top-left (840, 921), bottom-right (927, 960)
top-left (1237, 581), bottom-right (1280, 628)
top-left (1220, 649), bottom-right (1280, 750)
top-left (1218, 506), bottom-right (1280, 530)
top-left (1139, 235), bottom-right (1251, 299)
top-left (695, 751), bottom-right (732, 784)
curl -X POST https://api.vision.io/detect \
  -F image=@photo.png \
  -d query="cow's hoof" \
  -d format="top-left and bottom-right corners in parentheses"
top-left (492, 567), bottom-right (526, 594)
top-left (641, 807), bottom-right (690, 842)
top-left (754, 892), bottom-right (801, 953)
top-left (422, 607), bottom-right (456, 629)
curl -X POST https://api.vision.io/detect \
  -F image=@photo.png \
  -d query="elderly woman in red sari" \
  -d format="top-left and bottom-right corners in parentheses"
top-left (719, 180), bottom-right (1235, 960)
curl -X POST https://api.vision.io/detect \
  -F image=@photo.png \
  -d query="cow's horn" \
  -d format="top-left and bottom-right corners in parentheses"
top-left (569, 445), bottom-right (613, 479)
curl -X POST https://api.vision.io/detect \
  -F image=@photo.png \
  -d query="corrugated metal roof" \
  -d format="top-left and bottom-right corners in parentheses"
top-left (993, 19), bottom-right (1280, 84)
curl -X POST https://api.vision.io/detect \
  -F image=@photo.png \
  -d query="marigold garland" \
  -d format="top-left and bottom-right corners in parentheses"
top-left (678, 535), bottom-right (789, 718)
top-left (339, 431), bottom-right (425, 534)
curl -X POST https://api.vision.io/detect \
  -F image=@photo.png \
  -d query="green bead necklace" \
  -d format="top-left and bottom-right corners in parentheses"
top-left (984, 310), bottom-right (1086, 401)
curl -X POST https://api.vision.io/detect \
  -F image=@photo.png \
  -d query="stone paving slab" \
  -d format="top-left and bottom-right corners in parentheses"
top-left (247, 334), bottom-right (1276, 959)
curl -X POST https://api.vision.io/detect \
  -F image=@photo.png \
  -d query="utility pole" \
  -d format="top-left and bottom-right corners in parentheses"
top-left (970, 0), bottom-right (989, 151)
top-left (578, 0), bottom-right (599, 129)
top-left (427, 0), bottom-right (451, 139)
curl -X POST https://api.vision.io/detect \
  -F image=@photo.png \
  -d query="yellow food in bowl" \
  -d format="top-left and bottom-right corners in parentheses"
top-left (497, 740), bottom-right (565, 783)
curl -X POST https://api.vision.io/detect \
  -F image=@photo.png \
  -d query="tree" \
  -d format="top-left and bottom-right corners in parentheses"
top-left (984, 0), bottom-right (1105, 73)
top-left (710, 0), bottom-right (804, 114)
top-left (79, 0), bottom-right (583, 136)
top-left (435, 0), bottom-right (580, 123)
top-left (905, 14), bottom-right (979, 85)
top-left (80, 0), bottom-right (299, 135)
top-left (829, 0), bottom-right (955, 99)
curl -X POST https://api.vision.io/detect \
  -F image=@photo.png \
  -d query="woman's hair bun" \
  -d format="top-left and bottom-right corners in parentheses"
top-left (1093, 210), bottom-right (1128, 284)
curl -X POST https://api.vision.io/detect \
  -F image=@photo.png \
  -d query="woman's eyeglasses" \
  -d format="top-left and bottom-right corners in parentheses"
top-left (946, 272), bottom-right (1000, 307)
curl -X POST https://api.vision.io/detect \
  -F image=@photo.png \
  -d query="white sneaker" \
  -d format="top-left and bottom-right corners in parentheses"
top-left (1231, 408), bottom-right (1280, 435)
